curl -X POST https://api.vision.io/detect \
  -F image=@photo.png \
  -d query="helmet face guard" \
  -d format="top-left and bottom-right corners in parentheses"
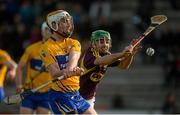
top-left (59, 16), bottom-right (74, 38)
top-left (46, 10), bottom-right (74, 38)
top-left (91, 30), bottom-right (111, 44)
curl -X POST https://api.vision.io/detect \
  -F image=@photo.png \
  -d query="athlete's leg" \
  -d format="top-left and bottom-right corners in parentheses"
top-left (73, 92), bottom-right (97, 114)
top-left (36, 107), bottom-right (51, 114)
top-left (86, 97), bottom-right (95, 108)
top-left (0, 87), bottom-right (5, 102)
top-left (20, 94), bottom-right (36, 114)
top-left (48, 89), bottom-right (76, 114)
top-left (83, 106), bottom-right (97, 115)
top-left (35, 92), bottom-right (51, 114)
top-left (20, 107), bottom-right (34, 114)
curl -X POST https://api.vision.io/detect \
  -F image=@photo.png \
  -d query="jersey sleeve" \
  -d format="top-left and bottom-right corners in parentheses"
top-left (40, 45), bottom-right (56, 67)
top-left (71, 40), bottom-right (81, 52)
top-left (20, 47), bottom-right (31, 64)
top-left (83, 48), bottom-right (97, 69)
top-left (0, 50), bottom-right (11, 63)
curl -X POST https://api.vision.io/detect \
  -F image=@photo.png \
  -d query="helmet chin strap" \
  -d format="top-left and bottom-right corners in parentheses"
top-left (62, 32), bottom-right (71, 38)
top-left (54, 31), bottom-right (70, 38)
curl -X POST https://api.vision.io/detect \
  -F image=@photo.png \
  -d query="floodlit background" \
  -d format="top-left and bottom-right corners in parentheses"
top-left (0, 0), bottom-right (180, 114)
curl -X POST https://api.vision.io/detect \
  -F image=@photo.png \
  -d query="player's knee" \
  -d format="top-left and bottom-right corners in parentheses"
top-left (84, 106), bottom-right (97, 115)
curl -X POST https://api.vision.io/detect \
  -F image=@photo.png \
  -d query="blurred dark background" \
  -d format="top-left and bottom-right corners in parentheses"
top-left (0, 0), bottom-right (180, 114)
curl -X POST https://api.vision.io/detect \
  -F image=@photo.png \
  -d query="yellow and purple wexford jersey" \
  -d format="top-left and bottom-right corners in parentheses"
top-left (40, 37), bottom-right (81, 92)
top-left (79, 47), bottom-right (121, 99)
top-left (20, 41), bottom-right (53, 93)
top-left (0, 49), bottom-right (11, 87)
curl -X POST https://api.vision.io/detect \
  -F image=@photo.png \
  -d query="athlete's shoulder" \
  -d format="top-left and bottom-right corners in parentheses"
top-left (90, 47), bottom-right (100, 58)
top-left (25, 41), bottom-right (41, 51)
top-left (43, 38), bottom-right (55, 47)
top-left (81, 47), bottom-right (95, 61)
top-left (39, 40), bottom-right (52, 57)
top-left (83, 47), bottom-right (91, 54)
top-left (67, 38), bottom-right (81, 48)
top-left (0, 49), bottom-right (11, 60)
top-left (67, 37), bottom-right (80, 43)
top-left (0, 49), bottom-right (10, 56)
top-left (0, 49), bottom-right (7, 55)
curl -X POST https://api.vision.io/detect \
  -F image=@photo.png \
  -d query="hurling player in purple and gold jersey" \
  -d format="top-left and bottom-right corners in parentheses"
top-left (40, 10), bottom-right (97, 114)
top-left (79, 30), bottom-right (141, 107)
top-left (0, 49), bottom-right (17, 101)
top-left (16, 22), bottom-right (52, 114)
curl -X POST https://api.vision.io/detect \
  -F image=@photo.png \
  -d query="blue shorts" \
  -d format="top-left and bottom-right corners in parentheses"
top-left (48, 89), bottom-right (90, 114)
top-left (0, 87), bottom-right (5, 102)
top-left (21, 92), bottom-right (50, 110)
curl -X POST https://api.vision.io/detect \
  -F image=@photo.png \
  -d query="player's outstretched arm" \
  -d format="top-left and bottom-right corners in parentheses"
top-left (5, 59), bottom-right (17, 81)
top-left (46, 63), bottom-right (63, 78)
top-left (94, 43), bottom-right (136, 66)
top-left (94, 51), bottom-right (127, 66)
top-left (16, 61), bottom-right (25, 93)
top-left (47, 63), bottom-right (83, 79)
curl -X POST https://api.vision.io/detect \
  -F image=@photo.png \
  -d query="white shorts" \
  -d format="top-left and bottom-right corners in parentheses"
top-left (85, 97), bottom-right (95, 108)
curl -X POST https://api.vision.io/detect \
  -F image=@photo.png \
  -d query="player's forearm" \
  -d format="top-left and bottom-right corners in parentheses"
top-left (47, 65), bottom-right (63, 78)
top-left (16, 76), bottom-right (23, 88)
top-left (94, 52), bottom-right (125, 65)
top-left (47, 62), bottom-right (70, 78)
top-left (48, 51), bottom-right (81, 78)
top-left (16, 62), bottom-right (25, 87)
top-left (52, 70), bottom-right (64, 78)
top-left (16, 69), bottom-right (23, 88)
top-left (5, 60), bottom-right (17, 71)
top-left (66, 51), bottom-right (80, 70)
top-left (11, 60), bottom-right (17, 70)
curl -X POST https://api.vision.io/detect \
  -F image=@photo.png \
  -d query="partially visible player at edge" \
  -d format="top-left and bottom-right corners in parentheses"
top-left (15, 22), bottom-right (53, 114)
top-left (79, 30), bottom-right (141, 107)
top-left (0, 49), bottom-right (17, 102)
top-left (40, 10), bottom-right (97, 114)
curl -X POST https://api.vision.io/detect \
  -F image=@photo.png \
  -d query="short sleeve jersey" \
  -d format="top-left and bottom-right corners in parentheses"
top-left (40, 38), bottom-right (81, 92)
top-left (0, 49), bottom-right (11, 87)
top-left (20, 41), bottom-right (53, 92)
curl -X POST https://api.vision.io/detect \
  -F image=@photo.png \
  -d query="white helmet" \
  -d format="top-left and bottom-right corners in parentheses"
top-left (41, 22), bottom-right (49, 32)
top-left (46, 10), bottom-right (74, 38)
top-left (41, 22), bottom-right (51, 42)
